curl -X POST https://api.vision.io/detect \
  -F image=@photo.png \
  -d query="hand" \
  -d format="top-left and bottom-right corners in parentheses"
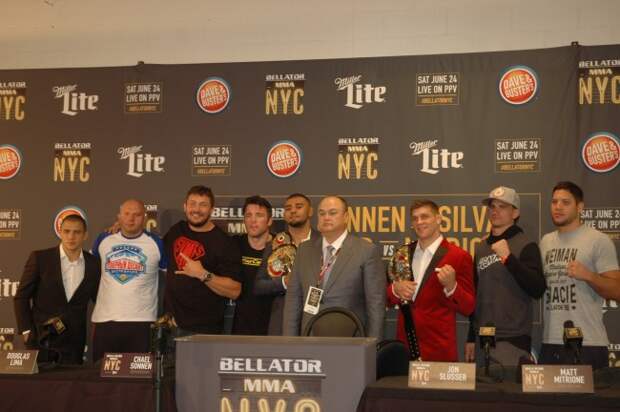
top-left (22, 331), bottom-right (30, 345)
top-left (393, 280), bottom-right (417, 301)
top-left (491, 239), bottom-right (510, 259)
top-left (567, 260), bottom-right (593, 282)
top-left (106, 221), bottom-right (121, 234)
top-left (175, 253), bottom-right (207, 280)
top-left (283, 274), bottom-right (290, 287)
top-left (436, 264), bottom-right (456, 291)
top-left (465, 342), bottom-right (476, 363)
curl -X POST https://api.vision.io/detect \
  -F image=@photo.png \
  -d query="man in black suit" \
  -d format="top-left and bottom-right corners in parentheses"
top-left (14, 214), bottom-right (100, 364)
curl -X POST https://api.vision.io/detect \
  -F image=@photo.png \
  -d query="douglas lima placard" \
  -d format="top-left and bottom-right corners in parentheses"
top-left (218, 356), bottom-right (325, 412)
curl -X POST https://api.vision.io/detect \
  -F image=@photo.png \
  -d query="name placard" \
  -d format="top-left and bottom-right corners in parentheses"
top-left (0, 350), bottom-right (38, 374)
top-left (100, 353), bottom-right (153, 379)
top-left (522, 365), bottom-right (593, 393)
top-left (408, 361), bottom-right (476, 390)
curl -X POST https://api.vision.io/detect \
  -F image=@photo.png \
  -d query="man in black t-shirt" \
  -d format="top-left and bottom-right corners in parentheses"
top-left (164, 185), bottom-right (242, 334)
top-left (231, 196), bottom-right (274, 335)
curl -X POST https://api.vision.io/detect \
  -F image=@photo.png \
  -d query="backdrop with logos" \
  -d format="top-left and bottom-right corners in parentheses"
top-left (0, 44), bottom-right (618, 364)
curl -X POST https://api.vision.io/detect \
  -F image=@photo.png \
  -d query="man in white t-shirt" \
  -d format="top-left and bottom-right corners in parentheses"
top-left (91, 199), bottom-right (166, 361)
top-left (539, 181), bottom-right (620, 369)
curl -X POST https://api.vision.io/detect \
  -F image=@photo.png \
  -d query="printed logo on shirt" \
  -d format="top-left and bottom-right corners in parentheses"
top-left (242, 256), bottom-right (262, 267)
top-left (544, 248), bottom-right (579, 312)
top-left (477, 253), bottom-right (502, 272)
top-left (104, 244), bottom-right (147, 284)
top-left (173, 236), bottom-right (206, 270)
top-left (499, 65), bottom-right (539, 105)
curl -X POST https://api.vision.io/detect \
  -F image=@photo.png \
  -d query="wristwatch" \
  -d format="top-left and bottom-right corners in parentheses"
top-left (202, 270), bottom-right (213, 283)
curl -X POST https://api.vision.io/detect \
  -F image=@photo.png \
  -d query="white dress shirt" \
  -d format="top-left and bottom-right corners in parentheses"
top-left (60, 245), bottom-right (85, 301)
top-left (410, 235), bottom-right (444, 302)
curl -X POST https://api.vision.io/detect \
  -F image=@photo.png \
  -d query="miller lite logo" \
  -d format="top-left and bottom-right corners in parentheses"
top-left (0, 145), bottom-right (22, 180)
top-left (52, 84), bottom-right (99, 116)
top-left (117, 146), bottom-right (165, 178)
top-left (499, 66), bottom-right (539, 105)
top-left (581, 132), bottom-right (620, 173)
top-left (409, 139), bottom-right (464, 175)
top-left (334, 75), bottom-right (386, 109)
top-left (105, 245), bottom-right (147, 284)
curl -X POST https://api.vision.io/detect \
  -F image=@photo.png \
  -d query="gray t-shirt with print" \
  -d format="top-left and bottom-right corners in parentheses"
top-left (540, 225), bottom-right (618, 346)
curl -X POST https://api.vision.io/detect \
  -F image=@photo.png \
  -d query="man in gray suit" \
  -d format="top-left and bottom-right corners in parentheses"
top-left (283, 195), bottom-right (386, 338)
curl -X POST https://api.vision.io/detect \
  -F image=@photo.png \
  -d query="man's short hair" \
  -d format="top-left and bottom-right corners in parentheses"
top-left (410, 200), bottom-right (440, 215)
top-left (185, 185), bottom-right (215, 206)
top-left (61, 214), bottom-right (87, 231)
top-left (243, 195), bottom-right (273, 218)
top-left (286, 193), bottom-right (311, 206)
top-left (552, 181), bottom-right (584, 203)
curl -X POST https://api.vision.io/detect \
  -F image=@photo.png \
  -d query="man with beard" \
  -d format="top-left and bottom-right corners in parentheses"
top-left (539, 181), bottom-right (620, 369)
top-left (231, 196), bottom-right (274, 335)
top-left (164, 185), bottom-right (242, 334)
top-left (388, 200), bottom-right (475, 361)
top-left (465, 187), bottom-right (545, 366)
top-left (254, 193), bottom-right (318, 335)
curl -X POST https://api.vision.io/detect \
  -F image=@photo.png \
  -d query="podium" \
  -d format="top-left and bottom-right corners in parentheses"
top-left (176, 335), bottom-right (377, 412)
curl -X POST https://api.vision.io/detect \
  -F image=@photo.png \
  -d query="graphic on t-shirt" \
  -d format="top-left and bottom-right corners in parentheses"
top-left (544, 247), bottom-right (579, 312)
top-left (173, 236), bottom-right (206, 269)
top-left (241, 255), bottom-right (262, 267)
top-left (104, 244), bottom-right (147, 284)
top-left (477, 253), bottom-right (501, 272)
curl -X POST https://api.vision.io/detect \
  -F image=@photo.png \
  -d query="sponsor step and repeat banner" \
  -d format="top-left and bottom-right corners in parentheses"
top-left (0, 44), bottom-right (619, 365)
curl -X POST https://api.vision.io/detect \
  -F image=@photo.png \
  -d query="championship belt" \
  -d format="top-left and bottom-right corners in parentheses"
top-left (388, 243), bottom-right (422, 361)
top-left (267, 232), bottom-right (297, 278)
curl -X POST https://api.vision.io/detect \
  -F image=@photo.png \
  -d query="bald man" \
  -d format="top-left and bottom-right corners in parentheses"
top-left (283, 196), bottom-right (386, 338)
top-left (91, 199), bottom-right (167, 361)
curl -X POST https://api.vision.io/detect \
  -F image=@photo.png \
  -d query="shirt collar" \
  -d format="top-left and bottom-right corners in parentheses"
top-left (322, 230), bottom-right (348, 252)
top-left (59, 244), bottom-right (84, 263)
top-left (415, 235), bottom-right (443, 255)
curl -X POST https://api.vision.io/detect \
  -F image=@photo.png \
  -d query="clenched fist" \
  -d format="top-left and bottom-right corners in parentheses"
top-left (436, 264), bottom-right (456, 291)
top-left (491, 239), bottom-right (510, 259)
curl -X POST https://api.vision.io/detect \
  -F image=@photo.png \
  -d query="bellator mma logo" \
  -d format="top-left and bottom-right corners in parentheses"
top-left (52, 84), bottom-right (99, 116)
top-left (334, 75), bottom-right (386, 109)
top-left (409, 139), bottom-right (464, 175)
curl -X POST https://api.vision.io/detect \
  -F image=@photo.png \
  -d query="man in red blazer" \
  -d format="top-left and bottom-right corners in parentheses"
top-left (387, 200), bottom-right (475, 362)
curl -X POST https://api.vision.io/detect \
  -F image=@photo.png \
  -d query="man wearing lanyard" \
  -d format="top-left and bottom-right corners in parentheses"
top-left (283, 195), bottom-right (386, 338)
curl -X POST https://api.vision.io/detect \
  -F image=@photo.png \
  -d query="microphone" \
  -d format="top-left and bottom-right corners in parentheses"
top-left (563, 320), bottom-right (583, 365)
top-left (479, 322), bottom-right (496, 377)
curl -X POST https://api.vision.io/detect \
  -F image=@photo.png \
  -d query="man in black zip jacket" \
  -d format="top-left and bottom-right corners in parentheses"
top-left (465, 186), bottom-right (546, 366)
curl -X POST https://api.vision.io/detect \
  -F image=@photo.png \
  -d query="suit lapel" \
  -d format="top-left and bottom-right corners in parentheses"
top-left (69, 250), bottom-right (91, 302)
top-left (304, 237), bottom-right (323, 287)
top-left (414, 240), bottom-right (448, 300)
top-left (323, 235), bottom-right (354, 293)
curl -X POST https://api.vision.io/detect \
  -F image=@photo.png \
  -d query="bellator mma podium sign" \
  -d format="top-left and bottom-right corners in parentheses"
top-left (175, 335), bottom-right (376, 412)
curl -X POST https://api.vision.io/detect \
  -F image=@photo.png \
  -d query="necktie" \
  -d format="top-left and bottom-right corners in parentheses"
top-left (322, 245), bottom-right (336, 287)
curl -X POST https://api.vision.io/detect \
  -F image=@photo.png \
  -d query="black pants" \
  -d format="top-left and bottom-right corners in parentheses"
top-left (539, 343), bottom-right (609, 370)
top-left (92, 321), bottom-right (152, 362)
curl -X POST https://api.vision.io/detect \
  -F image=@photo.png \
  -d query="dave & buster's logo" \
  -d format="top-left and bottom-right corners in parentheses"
top-left (53, 206), bottom-right (87, 239)
top-left (499, 65), bottom-right (539, 105)
top-left (266, 141), bottom-right (302, 178)
top-left (0, 145), bottom-right (22, 180)
top-left (105, 245), bottom-right (147, 284)
top-left (581, 132), bottom-right (620, 173)
top-left (196, 77), bottom-right (231, 114)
